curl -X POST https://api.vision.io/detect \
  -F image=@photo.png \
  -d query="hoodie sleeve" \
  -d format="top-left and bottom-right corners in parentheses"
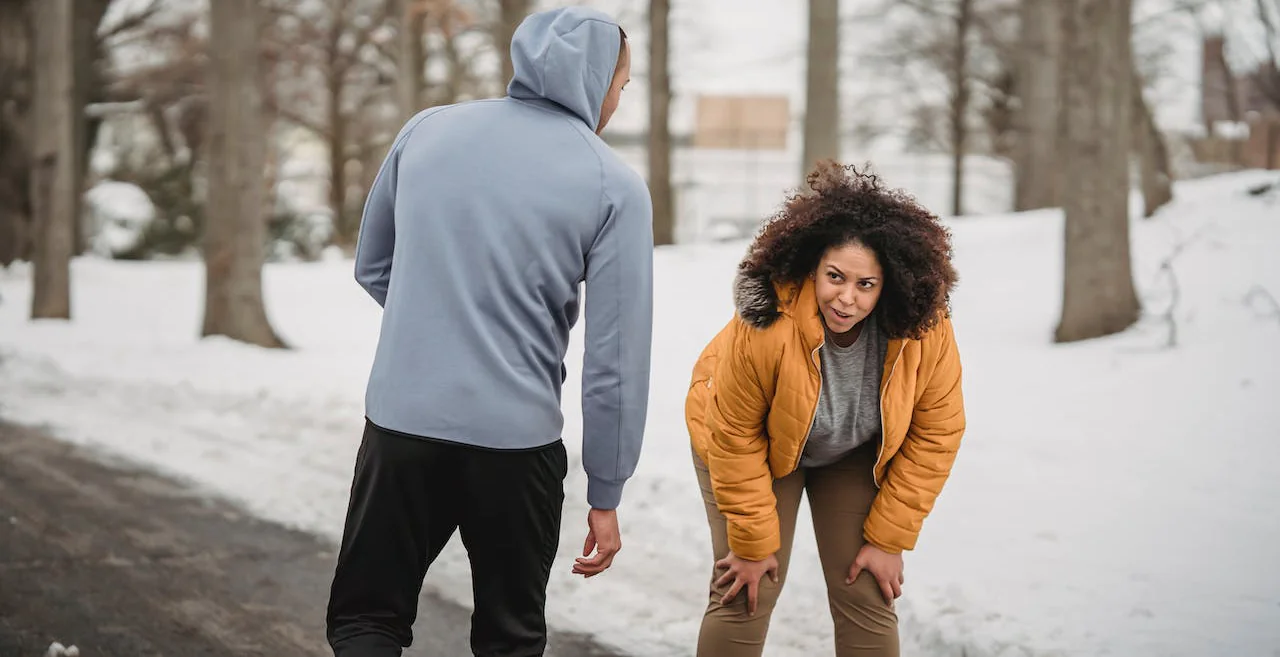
top-left (580, 171), bottom-right (654, 509)
top-left (354, 109), bottom-right (440, 306)
top-left (353, 142), bottom-right (399, 307)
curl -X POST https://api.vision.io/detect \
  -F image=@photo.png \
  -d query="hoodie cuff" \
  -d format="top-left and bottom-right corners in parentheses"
top-left (587, 476), bottom-right (626, 510)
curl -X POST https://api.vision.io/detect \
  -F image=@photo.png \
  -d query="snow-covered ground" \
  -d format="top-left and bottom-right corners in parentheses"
top-left (3, 171), bottom-right (1279, 656)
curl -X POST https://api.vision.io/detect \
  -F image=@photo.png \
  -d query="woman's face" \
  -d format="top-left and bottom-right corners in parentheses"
top-left (814, 241), bottom-right (884, 335)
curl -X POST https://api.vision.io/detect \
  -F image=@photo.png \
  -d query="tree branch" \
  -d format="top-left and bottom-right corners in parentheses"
top-left (97, 0), bottom-right (162, 41)
top-left (272, 104), bottom-right (332, 140)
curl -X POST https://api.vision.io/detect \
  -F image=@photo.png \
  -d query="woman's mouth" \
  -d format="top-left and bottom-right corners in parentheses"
top-left (830, 307), bottom-right (853, 320)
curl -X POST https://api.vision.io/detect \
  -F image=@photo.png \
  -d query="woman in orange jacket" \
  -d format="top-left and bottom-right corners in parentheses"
top-left (685, 161), bottom-right (965, 656)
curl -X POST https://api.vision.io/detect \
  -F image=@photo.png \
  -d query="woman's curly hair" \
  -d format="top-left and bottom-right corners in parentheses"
top-left (739, 160), bottom-right (958, 340)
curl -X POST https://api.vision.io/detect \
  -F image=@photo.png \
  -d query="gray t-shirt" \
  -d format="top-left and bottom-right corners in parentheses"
top-left (800, 317), bottom-right (889, 468)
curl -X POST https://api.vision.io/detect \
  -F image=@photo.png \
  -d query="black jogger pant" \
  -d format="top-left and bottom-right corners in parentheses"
top-left (326, 419), bottom-right (568, 657)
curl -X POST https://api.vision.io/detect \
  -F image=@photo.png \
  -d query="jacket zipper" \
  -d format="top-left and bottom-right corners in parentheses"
top-left (792, 340), bottom-right (824, 472)
top-left (873, 342), bottom-right (908, 487)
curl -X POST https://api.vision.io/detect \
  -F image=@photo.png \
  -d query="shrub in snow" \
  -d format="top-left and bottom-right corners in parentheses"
top-left (85, 181), bottom-right (156, 258)
top-left (43, 642), bottom-right (79, 657)
top-left (267, 208), bottom-right (334, 262)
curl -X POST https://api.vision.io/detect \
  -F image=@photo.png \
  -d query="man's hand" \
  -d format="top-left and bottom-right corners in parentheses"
top-left (573, 508), bottom-right (621, 578)
top-left (848, 543), bottom-right (904, 605)
top-left (714, 551), bottom-right (779, 616)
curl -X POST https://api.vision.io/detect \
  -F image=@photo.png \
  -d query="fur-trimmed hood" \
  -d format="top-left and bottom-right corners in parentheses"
top-left (731, 268), bottom-right (825, 357)
top-left (734, 268), bottom-right (817, 330)
top-left (732, 270), bottom-right (783, 329)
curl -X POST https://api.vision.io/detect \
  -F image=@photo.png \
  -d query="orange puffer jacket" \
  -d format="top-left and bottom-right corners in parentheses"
top-left (685, 271), bottom-right (966, 559)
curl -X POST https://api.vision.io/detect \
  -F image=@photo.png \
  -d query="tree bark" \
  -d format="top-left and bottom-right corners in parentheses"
top-left (950, 0), bottom-right (973, 216)
top-left (398, 0), bottom-right (427, 120)
top-left (495, 0), bottom-right (530, 90)
top-left (1013, 0), bottom-right (1062, 211)
top-left (328, 74), bottom-right (350, 245)
top-left (1131, 65), bottom-right (1172, 218)
top-left (648, 0), bottom-right (674, 246)
top-left (1054, 0), bottom-right (1140, 343)
top-left (29, 0), bottom-right (75, 319)
top-left (802, 0), bottom-right (840, 179)
top-left (0, 0), bottom-right (32, 267)
top-left (203, 0), bottom-right (285, 348)
top-left (71, 0), bottom-right (111, 256)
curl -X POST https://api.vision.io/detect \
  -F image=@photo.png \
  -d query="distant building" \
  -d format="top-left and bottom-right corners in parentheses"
top-left (1201, 35), bottom-right (1275, 126)
top-left (1199, 35), bottom-right (1279, 170)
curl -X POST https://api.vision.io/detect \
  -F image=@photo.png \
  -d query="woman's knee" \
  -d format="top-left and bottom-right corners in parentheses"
top-left (704, 571), bottom-right (786, 620)
top-left (829, 572), bottom-right (898, 635)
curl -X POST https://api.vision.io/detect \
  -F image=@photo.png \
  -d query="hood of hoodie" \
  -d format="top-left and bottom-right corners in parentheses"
top-left (506, 7), bottom-right (622, 129)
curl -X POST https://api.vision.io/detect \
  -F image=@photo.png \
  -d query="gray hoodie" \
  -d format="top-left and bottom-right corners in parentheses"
top-left (353, 7), bottom-right (653, 510)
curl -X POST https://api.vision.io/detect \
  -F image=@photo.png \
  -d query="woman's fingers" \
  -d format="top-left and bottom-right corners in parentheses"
top-left (876, 573), bottom-right (895, 605)
top-left (846, 560), bottom-right (863, 586)
top-left (720, 576), bottom-right (745, 606)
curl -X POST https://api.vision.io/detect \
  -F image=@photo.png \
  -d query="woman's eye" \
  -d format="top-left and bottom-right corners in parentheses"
top-left (827, 272), bottom-right (841, 281)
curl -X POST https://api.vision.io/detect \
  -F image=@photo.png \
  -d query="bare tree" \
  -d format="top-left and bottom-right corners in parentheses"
top-left (100, 7), bottom-right (211, 257)
top-left (203, 0), bottom-right (285, 347)
top-left (803, 0), bottom-right (841, 178)
top-left (864, 0), bottom-right (1016, 212)
top-left (71, 1), bottom-right (114, 256)
top-left (649, 0), bottom-right (674, 245)
top-left (1247, 0), bottom-right (1280, 109)
top-left (4, 0), bottom-right (130, 267)
top-left (1054, 0), bottom-right (1141, 343)
top-left (1131, 63), bottom-right (1173, 218)
top-left (29, 0), bottom-right (76, 319)
top-left (949, 0), bottom-right (973, 215)
top-left (432, 5), bottom-right (488, 103)
top-left (0, 0), bottom-right (32, 267)
top-left (398, 0), bottom-right (427, 119)
top-left (493, 0), bottom-right (531, 88)
top-left (266, 0), bottom-right (396, 247)
top-left (1013, 0), bottom-right (1062, 211)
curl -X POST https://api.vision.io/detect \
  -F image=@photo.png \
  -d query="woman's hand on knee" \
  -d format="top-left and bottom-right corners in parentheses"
top-left (714, 551), bottom-right (779, 616)
top-left (847, 544), bottom-right (904, 605)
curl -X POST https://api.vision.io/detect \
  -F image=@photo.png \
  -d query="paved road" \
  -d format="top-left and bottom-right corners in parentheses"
top-left (0, 421), bottom-right (621, 657)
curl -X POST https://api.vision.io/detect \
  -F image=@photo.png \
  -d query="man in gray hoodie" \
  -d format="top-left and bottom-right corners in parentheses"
top-left (325, 7), bottom-right (652, 657)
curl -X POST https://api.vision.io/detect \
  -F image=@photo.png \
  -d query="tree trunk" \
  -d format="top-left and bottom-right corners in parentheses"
top-left (1013, 0), bottom-right (1062, 211)
top-left (950, 0), bottom-right (973, 216)
top-left (802, 0), bottom-right (840, 179)
top-left (496, 0), bottom-right (530, 90)
top-left (328, 77), bottom-right (349, 245)
top-left (1054, 0), bottom-right (1140, 343)
top-left (29, 0), bottom-right (75, 319)
top-left (398, 0), bottom-right (426, 119)
top-left (1131, 65), bottom-right (1172, 218)
top-left (0, 0), bottom-right (32, 267)
top-left (648, 0), bottom-right (674, 246)
top-left (203, 0), bottom-right (285, 348)
top-left (70, 0), bottom-right (110, 256)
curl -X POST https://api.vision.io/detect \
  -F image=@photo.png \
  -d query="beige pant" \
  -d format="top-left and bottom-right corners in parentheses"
top-left (694, 442), bottom-right (898, 657)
